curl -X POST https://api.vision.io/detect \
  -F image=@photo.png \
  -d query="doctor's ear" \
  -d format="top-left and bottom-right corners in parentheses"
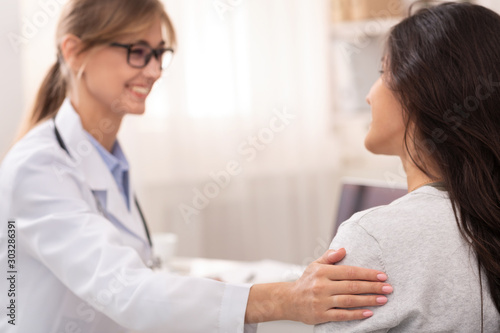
top-left (60, 34), bottom-right (85, 74)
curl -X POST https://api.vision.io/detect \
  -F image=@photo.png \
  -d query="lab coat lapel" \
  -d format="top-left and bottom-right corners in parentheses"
top-left (91, 190), bottom-right (107, 214)
top-left (54, 98), bottom-right (149, 245)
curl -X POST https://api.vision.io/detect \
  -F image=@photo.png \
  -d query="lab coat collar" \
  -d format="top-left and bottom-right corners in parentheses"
top-left (54, 98), bottom-right (148, 244)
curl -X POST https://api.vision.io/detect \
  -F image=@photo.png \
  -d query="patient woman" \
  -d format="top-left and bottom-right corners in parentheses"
top-left (316, 2), bottom-right (500, 332)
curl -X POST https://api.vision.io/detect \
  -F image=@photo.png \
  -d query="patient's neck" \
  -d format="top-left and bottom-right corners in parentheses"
top-left (401, 157), bottom-right (442, 193)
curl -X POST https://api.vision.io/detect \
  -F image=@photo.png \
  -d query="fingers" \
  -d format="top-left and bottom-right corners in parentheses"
top-left (315, 248), bottom-right (346, 265)
top-left (331, 294), bottom-right (389, 308)
top-left (321, 308), bottom-right (374, 323)
top-left (325, 280), bottom-right (393, 296)
top-left (324, 264), bottom-right (388, 282)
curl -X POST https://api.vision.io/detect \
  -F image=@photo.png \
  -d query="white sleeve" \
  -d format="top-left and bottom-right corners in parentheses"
top-left (314, 220), bottom-right (397, 333)
top-left (9, 149), bottom-right (256, 333)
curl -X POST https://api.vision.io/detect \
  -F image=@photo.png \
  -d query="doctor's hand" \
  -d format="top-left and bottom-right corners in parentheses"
top-left (245, 248), bottom-right (393, 325)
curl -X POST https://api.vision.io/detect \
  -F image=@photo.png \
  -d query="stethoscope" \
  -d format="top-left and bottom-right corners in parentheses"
top-left (53, 118), bottom-right (161, 269)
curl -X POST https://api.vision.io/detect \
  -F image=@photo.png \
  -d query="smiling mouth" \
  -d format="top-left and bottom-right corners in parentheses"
top-left (127, 85), bottom-right (151, 99)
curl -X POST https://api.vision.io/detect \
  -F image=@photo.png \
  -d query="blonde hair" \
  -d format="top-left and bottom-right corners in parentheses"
top-left (20, 0), bottom-right (176, 137)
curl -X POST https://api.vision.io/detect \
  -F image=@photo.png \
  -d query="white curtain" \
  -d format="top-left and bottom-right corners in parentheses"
top-left (121, 0), bottom-right (341, 263)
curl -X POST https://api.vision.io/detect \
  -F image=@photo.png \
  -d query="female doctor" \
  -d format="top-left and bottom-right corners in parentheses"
top-left (0, 0), bottom-right (393, 332)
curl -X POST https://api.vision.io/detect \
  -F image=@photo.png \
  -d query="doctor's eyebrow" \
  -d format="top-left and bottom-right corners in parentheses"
top-left (133, 39), bottom-right (166, 47)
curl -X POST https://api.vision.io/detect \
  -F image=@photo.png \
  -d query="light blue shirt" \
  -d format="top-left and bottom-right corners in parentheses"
top-left (85, 132), bottom-right (130, 210)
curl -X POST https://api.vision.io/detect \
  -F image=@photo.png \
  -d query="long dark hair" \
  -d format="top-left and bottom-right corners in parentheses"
top-left (386, 0), bottom-right (500, 320)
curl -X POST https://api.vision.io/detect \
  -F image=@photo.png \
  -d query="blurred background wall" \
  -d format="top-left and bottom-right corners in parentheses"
top-left (1, 0), bottom-right (496, 265)
top-left (0, 1), bottom-right (23, 160)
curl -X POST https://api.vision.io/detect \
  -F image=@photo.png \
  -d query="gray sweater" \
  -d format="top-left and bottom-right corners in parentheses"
top-left (315, 185), bottom-right (500, 332)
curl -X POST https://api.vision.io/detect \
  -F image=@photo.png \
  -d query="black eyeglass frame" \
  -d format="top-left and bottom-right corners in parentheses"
top-left (110, 42), bottom-right (174, 69)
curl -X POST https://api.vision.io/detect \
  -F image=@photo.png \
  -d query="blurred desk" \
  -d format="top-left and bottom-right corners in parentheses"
top-left (169, 257), bottom-right (306, 284)
top-left (167, 257), bottom-right (313, 333)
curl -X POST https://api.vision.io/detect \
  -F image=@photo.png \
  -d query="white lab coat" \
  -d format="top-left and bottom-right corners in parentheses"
top-left (0, 99), bottom-right (256, 333)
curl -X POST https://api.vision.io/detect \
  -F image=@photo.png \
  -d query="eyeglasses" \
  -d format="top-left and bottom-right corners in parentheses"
top-left (110, 42), bottom-right (174, 70)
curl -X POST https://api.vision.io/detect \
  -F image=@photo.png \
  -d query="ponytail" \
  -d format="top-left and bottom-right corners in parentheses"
top-left (17, 59), bottom-right (67, 140)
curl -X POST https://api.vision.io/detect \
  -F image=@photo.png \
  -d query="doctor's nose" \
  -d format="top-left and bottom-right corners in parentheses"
top-left (143, 56), bottom-right (162, 81)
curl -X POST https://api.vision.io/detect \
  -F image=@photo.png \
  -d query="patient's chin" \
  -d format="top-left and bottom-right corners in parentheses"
top-left (364, 137), bottom-right (397, 156)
